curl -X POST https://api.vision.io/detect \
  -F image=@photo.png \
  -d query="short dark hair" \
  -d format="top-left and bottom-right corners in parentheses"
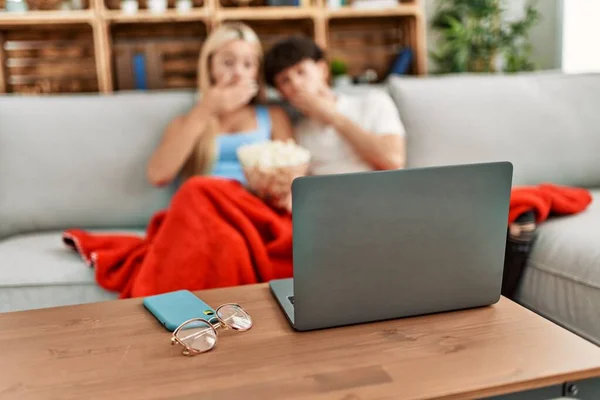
top-left (264, 35), bottom-right (325, 87)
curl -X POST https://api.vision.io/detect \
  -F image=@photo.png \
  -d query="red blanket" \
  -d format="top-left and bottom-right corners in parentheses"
top-left (63, 177), bottom-right (293, 298)
top-left (64, 178), bottom-right (592, 299)
top-left (509, 183), bottom-right (592, 224)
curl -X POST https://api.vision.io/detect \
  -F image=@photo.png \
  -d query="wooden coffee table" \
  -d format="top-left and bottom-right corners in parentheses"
top-left (1, 283), bottom-right (599, 400)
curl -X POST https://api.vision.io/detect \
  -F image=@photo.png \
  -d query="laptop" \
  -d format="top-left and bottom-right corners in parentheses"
top-left (269, 161), bottom-right (513, 331)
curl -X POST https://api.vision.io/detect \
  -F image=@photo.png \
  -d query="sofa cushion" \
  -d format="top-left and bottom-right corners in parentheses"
top-left (387, 72), bottom-right (600, 188)
top-left (0, 91), bottom-right (195, 239)
top-left (516, 189), bottom-right (600, 345)
top-left (0, 230), bottom-right (140, 312)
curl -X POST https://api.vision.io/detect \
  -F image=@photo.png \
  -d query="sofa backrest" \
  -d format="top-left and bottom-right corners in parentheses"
top-left (0, 91), bottom-right (195, 239)
top-left (387, 72), bottom-right (600, 188)
top-left (0, 85), bottom-right (386, 240)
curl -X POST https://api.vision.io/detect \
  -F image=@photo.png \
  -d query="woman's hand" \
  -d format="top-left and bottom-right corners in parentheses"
top-left (203, 76), bottom-right (258, 116)
top-left (245, 164), bottom-right (309, 213)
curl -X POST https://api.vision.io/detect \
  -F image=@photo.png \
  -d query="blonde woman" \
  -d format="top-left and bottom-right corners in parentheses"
top-left (147, 22), bottom-right (293, 187)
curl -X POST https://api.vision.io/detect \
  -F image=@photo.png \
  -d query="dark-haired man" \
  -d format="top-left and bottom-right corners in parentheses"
top-left (264, 36), bottom-right (406, 175)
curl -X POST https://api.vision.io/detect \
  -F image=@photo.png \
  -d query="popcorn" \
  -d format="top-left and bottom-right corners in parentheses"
top-left (237, 140), bottom-right (311, 211)
top-left (237, 139), bottom-right (311, 170)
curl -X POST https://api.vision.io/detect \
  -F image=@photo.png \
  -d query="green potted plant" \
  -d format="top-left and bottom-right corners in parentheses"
top-left (430, 0), bottom-right (540, 73)
top-left (330, 58), bottom-right (351, 87)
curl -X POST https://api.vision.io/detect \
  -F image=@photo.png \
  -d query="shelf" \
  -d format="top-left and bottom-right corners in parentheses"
top-left (0, 5), bottom-right (422, 26)
top-left (103, 8), bottom-right (208, 23)
top-left (0, 10), bottom-right (94, 26)
top-left (217, 6), bottom-right (316, 20)
top-left (326, 4), bottom-right (419, 18)
top-left (0, 0), bottom-right (427, 94)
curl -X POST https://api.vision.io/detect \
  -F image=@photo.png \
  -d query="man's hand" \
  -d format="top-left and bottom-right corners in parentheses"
top-left (289, 88), bottom-right (339, 126)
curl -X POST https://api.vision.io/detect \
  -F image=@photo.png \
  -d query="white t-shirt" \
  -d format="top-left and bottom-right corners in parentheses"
top-left (294, 90), bottom-right (405, 176)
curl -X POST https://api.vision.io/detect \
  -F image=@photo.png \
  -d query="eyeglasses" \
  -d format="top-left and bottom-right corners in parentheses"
top-left (171, 303), bottom-right (252, 356)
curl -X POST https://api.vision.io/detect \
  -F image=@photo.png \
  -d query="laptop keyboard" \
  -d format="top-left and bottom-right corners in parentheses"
top-left (287, 296), bottom-right (295, 306)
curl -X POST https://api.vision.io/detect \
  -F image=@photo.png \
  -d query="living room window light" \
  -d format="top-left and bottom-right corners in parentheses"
top-left (561, 1), bottom-right (600, 73)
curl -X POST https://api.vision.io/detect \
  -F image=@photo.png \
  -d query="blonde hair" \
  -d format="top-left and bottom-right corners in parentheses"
top-left (185, 22), bottom-right (266, 177)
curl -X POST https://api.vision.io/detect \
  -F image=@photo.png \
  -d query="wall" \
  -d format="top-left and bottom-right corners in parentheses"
top-left (422, 0), bottom-right (562, 72)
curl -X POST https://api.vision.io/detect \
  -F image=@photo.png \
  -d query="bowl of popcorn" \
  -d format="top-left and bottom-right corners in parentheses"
top-left (237, 140), bottom-right (311, 211)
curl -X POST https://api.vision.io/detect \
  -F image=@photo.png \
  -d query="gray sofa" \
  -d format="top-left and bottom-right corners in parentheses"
top-left (1, 72), bottom-right (599, 345)
top-left (388, 72), bottom-right (600, 346)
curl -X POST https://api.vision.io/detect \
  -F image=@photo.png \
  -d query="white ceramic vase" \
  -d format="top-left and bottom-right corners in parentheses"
top-left (333, 75), bottom-right (352, 88)
top-left (327, 0), bottom-right (341, 9)
top-left (5, 0), bottom-right (29, 12)
top-left (176, 0), bottom-right (192, 12)
top-left (147, 0), bottom-right (167, 13)
top-left (121, 0), bottom-right (139, 13)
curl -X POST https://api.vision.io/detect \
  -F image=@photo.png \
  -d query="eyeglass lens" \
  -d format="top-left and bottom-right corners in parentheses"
top-left (176, 320), bottom-right (217, 353)
top-left (217, 305), bottom-right (252, 331)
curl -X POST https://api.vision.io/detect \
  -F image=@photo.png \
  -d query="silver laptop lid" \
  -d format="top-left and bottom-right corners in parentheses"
top-left (291, 162), bottom-right (513, 331)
